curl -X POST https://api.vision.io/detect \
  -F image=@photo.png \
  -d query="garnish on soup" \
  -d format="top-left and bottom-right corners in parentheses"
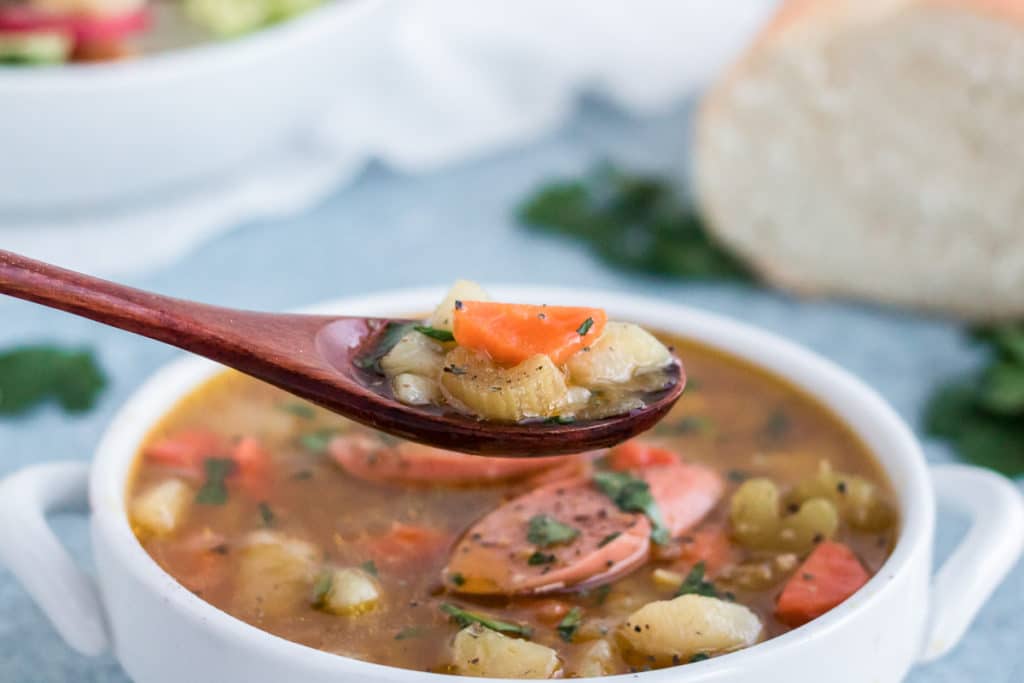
top-left (127, 328), bottom-right (896, 677)
top-left (366, 280), bottom-right (679, 424)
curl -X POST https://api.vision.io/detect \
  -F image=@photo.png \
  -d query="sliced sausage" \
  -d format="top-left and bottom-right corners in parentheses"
top-left (443, 478), bottom-right (651, 595)
top-left (641, 461), bottom-right (724, 538)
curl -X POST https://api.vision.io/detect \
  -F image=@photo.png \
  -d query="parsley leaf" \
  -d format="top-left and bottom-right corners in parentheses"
top-left (597, 532), bottom-right (621, 547)
top-left (354, 322), bottom-right (416, 373)
top-left (414, 325), bottom-right (456, 342)
top-left (311, 571), bottom-right (333, 607)
top-left (592, 470), bottom-right (670, 544)
top-left (278, 401), bottom-right (315, 419)
top-left (440, 603), bottom-right (532, 637)
top-left (689, 653), bottom-right (711, 663)
top-left (519, 164), bottom-right (752, 281)
top-left (925, 323), bottom-right (1024, 477)
top-left (299, 429), bottom-right (338, 454)
top-left (361, 560), bottom-right (378, 577)
top-left (676, 561), bottom-right (719, 598)
top-left (450, 572), bottom-right (466, 586)
top-left (195, 458), bottom-right (236, 505)
top-left (258, 502), bottom-right (274, 527)
top-left (394, 626), bottom-right (423, 641)
top-left (527, 514), bottom-right (580, 548)
top-left (527, 551), bottom-right (556, 566)
top-left (556, 607), bottom-right (583, 642)
top-left (0, 345), bottom-right (106, 416)
top-left (576, 317), bottom-right (594, 336)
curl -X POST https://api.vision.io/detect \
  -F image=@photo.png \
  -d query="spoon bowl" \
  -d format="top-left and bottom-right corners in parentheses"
top-left (0, 250), bottom-right (684, 456)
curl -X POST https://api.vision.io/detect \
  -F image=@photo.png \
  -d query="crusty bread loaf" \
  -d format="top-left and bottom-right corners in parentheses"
top-left (694, 0), bottom-right (1024, 320)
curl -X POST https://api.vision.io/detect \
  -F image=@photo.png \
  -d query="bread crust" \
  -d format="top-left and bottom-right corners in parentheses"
top-left (694, 0), bottom-right (1024, 320)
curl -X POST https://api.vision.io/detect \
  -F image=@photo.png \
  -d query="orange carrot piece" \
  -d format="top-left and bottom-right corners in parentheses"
top-left (530, 598), bottom-right (573, 625)
top-left (607, 441), bottom-right (679, 471)
top-left (678, 527), bottom-right (735, 576)
top-left (775, 541), bottom-right (870, 627)
top-left (144, 430), bottom-right (227, 477)
top-left (367, 522), bottom-right (452, 568)
top-left (453, 301), bottom-right (607, 365)
top-left (230, 437), bottom-right (271, 500)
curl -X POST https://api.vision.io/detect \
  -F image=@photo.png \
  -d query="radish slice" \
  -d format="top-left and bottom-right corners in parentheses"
top-left (0, 6), bottom-right (150, 43)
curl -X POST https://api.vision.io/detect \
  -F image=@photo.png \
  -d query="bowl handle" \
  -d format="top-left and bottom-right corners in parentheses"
top-left (0, 462), bottom-right (110, 656)
top-left (920, 464), bottom-right (1024, 662)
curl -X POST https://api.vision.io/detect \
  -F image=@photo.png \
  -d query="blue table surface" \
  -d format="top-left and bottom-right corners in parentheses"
top-left (1, 98), bottom-right (1021, 682)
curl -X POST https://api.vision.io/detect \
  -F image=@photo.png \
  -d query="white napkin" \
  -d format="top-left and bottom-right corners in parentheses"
top-left (0, 0), bottom-right (778, 278)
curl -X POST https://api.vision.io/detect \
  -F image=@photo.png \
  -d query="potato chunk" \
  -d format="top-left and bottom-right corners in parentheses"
top-left (575, 639), bottom-right (616, 677)
top-left (789, 461), bottom-right (895, 531)
top-left (428, 280), bottom-right (490, 331)
top-left (317, 567), bottom-right (380, 616)
top-left (566, 322), bottom-right (672, 386)
top-left (130, 479), bottom-right (193, 538)
top-left (620, 594), bottom-right (761, 662)
top-left (381, 329), bottom-right (445, 378)
top-left (730, 478), bottom-right (839, 553)
top-left (391, 373), bottom-right (441, 406)
top-left (440, 347), bottom-right (569, 421)
top-left (451, 624), bottom-right (560, 679)
top-left (235, 531), bottom-right (320, 617)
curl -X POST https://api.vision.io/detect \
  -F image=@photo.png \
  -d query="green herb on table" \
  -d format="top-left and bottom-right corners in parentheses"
top-left (195, 458), bottom-right (236, 505)
top-left (440, 603), bottom-right (532, 637)
top-left (519, 164), bottom-right (752, 281)
top-left (278, 401), bottom-right (315, 419)
top-left (676, 561), bottom-right (719, 598)
top-left (527, 514), bottom-right (580, 547)
top-left (414, 325), bottom-right (456, 342)
top-left (593, 470), bottom-right (671, 544)
top-left (556, 607), bottom-right (583, 642)
top-left (0, 345), bottom-right (106, 416)
top-left (354, 322), bottom-right (416, 373)
top-left (925, 323), bottom-right (1024, 477)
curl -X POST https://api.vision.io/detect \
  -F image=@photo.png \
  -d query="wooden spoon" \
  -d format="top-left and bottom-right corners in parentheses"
top-left (0, 250), bottom-right (684, 457)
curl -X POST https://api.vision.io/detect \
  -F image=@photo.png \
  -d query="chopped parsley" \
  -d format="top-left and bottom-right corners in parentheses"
top-left (592, 470), bottom-right (670, 544)
top-left (450, 572), bottom-right (466, 586)
top-left (311, 571), bottom-right (333, 606)
top-left (278, 401), bottom-right (315, 419)
top-left (527, 551), bottom-right (556, 566)
top-left (354, 321), bottom-right (416, 373)
top-left (194, 458), bottom-right (236, 505)
top-left (543, 415), bottom-right (576, 425)
top-left (527, 514), bottom-right (580, 548)
top-left (0, 345), bottom-right (106, 416)
top-left (361, 560), bottom-right (379, 577)
top-left (689, 653), bottom-right (711, 663)
top-left (258, 502), bottom-right (274, 527)
top-left (576, 317), bottom-right (594, 336)
top-left (394, 626), bottom-right (423, 641)
top-left (597, 531), bottom-right (621, 548)
top-left (518, 163), bottom-right (753, 281)
top-left (299, 429), bottom-right (338, 454)
top-left (440, 603), bottom-right (532, 637)
top-left (556, 607), bottom-right (583, 642)
top-left (676, 561), bottom-right (719, 598)
top-left (414, 325), bottom-right (456, 342)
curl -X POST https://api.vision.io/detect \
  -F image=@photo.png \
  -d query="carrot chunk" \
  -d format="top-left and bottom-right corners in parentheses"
top-left (367, 522), bottom-right (451, 568)
top-left (230, 437), bottom-right (271, 500)
top-left (608, 440), bottom-right (679, 471)
top-left (678, 527), bottom-right (735, 576)
top-left (775, 541), bottom-right (870, 627)
top-left (144, 430), bottom-right (227, 477)
top-left (453, 301), bottom-right (607, 366)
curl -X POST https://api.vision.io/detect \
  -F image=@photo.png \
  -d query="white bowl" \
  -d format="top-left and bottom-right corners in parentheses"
top-left (0, 0), bottom-right (383, 211)
top-left (1, 286), bottom-right (1021, 682)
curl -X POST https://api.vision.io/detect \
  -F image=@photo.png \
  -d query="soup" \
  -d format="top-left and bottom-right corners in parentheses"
top-left (127, 333), bottom-right (897, 678)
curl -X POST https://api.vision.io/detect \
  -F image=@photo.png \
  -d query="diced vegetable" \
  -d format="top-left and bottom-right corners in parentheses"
top-left (730, 478), bottom-right (838, 553)
top-left (144, 429), bottom-right (225, 476)
top-left (428, 280), bottom-right (490, 332)
top-left (231, 436), bottom-right (270, 500)
top-left (316, 567), bottom-right (381, 616)
top-left (607, 440), bottom-right (678, 471)
top-left (452, 301), bottom-right (607, 366)
top-left (391, 373), bottom-right (441, 406)
top-left (789, 461), bottom-right (894, 531)
top-left (775, 542), bottom-right (869, 627)
top-left (677, 528), bottom-right (735, 576)
top-left (380, 330), bottom-right (445, 378)
top-left (450, 623), bottom-right (560, 679)
top-left (576, 639), bottom-right (616, 677)
top-left (566, 322), bottom-right (672, 386)
top-left (235, 531), bottom-right (320, 616)
top-left (367, 522), bottom-right (450, 568)
top-left (620, 594), bottom-right (761, 662)
top-left (440, 348), bottom-right (570, 422)
top-left (130, 479), bottom-right (193, 538)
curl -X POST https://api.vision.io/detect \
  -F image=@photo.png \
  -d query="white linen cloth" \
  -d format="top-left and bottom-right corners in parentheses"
top-left (0, 0), bottom-right (778, 277)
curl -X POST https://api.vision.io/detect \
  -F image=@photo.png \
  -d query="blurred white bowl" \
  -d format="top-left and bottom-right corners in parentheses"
top-left (0, 0), bottom-right (384, 212)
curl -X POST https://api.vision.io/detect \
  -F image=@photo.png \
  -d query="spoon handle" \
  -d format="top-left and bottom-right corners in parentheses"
top-left (0, 249), bottom-right (251, 356)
